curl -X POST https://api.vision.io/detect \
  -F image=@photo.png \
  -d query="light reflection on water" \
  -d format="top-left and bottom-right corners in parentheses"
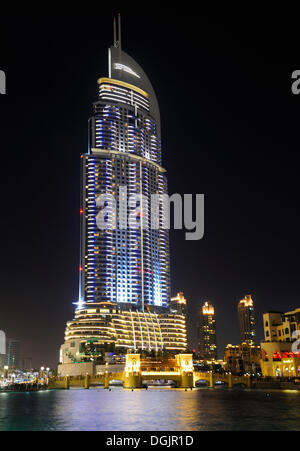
top-left (1, 388), bottom-right (300, 431)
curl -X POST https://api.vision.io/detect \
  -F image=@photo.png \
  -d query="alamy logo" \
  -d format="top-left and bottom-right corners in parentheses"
top-left (0, 330), bottom-right (6, 354)
top-left (291, 70), bottom-right (300, 95)
top-left (95, 188), bottom-right (204, 241)
top-left (292, 330), bottom-right (300, 354)
top-left (0, 70), bottom-right (6, 95)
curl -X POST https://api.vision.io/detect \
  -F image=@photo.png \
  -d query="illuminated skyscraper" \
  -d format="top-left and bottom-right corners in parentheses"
top-left (78, 15), bottom-right (170, 311)
top-left (197, 301), bottom-right (217, 360)
top-left (59, 17), bottom-right (187, 362)
top-left (238, 295), bottom-right (256, 344)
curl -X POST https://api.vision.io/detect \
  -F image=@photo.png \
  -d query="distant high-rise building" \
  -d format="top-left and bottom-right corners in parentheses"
top-left (0, 329), bottom-right (5, 355)
top-left (0, 330), bottom-right (5, 368)
top-left (170, 292), bottom-right (187, 315)
top-left (0, 338), bottom-right (21, 369)
top-left (197, 301), bottom-right (217, 360)
top-left (7, 339), bottom-right (21, 368)
top-left (0, 354), bottom-right (6, 369)
top-left (238, 295), bottom-right (256, 344)
top-left (22, 357), bottom-right (33, 371)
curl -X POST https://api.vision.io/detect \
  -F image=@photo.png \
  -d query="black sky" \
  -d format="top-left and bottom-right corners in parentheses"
top-left (0, 10), bottom-right (299, 367)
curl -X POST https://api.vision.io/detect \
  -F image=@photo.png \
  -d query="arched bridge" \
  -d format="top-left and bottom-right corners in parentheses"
top-left (50, 354), bottom-right (251, 389)
top-left (194, 371), bottom-right (251, 388)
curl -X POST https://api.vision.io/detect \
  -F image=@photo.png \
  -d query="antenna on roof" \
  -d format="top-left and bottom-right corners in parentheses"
top-left (113, 16), bottom-right (117, 47)
top-left (118, 14), bottom-right (122, 49)
top-left (113, 14), bottom-right (122, 49)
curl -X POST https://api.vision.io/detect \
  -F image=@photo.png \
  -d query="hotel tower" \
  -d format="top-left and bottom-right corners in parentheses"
top-left (197, 301), bottom-right (217, 360)
top-left (238, 295), bottom-right (256, 345)
top-left (60, 17), bottom-right (187, 364)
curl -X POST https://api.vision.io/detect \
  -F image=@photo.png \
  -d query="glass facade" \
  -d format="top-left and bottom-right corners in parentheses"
top-left (78, 45), bottom-right (170, 311)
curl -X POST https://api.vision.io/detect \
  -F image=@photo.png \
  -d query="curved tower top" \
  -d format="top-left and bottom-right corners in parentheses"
top-left (107, 16), bottom-right (161, 137)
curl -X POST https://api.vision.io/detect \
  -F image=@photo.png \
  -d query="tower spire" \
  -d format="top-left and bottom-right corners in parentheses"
top-left (113, 14), bottom-right (122, 49)
top-left (118, 13), bottom-right (122, 50)
top-left (113, 16), bottom-right (117, 47)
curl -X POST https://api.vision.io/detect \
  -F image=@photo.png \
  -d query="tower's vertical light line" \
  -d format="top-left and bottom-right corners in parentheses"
top-left (118, 14), bottom-right (122, 67)
top-left (108, 48), bottom-right (112, 78)
top-left (155, 312), bottom-right (164, 350)
top-left (140, 160), bottom-right (144, 312)
top-left (143, 310), bottom-right (151, 351)
top-left (130, 310), bottom-right (137, 351)
top-left (78, 154), bottom-right (85, 310)
top-left (137, 310), bottom-right (144, 350)
top-left (150, 313), bottom-right (158, 352)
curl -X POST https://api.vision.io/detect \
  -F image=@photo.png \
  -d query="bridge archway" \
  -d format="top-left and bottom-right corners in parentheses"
top-left (195, 379), bottom-right (209, 388)
top-left (109, 379), bottom-right (124, 387)
top-left (142, 380), bottom-right (177, 389)
top-left (214, 380), bottom-right (227, 387)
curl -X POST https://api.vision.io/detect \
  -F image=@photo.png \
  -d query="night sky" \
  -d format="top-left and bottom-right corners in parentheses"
top-left (0, 11), bottom-right (299, 368)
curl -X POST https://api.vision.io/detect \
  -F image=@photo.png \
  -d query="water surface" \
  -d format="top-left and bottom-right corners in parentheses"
top-left (0, 388), bottom-right (299, 431)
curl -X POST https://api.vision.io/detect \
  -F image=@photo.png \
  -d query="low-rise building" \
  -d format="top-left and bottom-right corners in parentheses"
top-left (260, 308), bottom-right (300, 377)
top-left (224, 343), bottom-right (261, 375)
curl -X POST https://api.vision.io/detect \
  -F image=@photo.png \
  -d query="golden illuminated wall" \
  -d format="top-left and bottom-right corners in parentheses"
top-left (260, 340), bottom-right (300, 377)
top-left (175, 354), bottom-right (193, 372)
top-left (261, 356), bottom-right (300, 378)
top-left (113, 310), bottom-right (163, 350)
top-left (125, 354), bottom-right (141, 374)
top-left (159, 314), bottom-right (187, 350)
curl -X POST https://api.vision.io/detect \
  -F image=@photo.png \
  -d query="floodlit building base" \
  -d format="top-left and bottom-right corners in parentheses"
top-left (261, 358), bottom-right (300, 378)
top-left (59, 302), bottom-right (188, 365)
